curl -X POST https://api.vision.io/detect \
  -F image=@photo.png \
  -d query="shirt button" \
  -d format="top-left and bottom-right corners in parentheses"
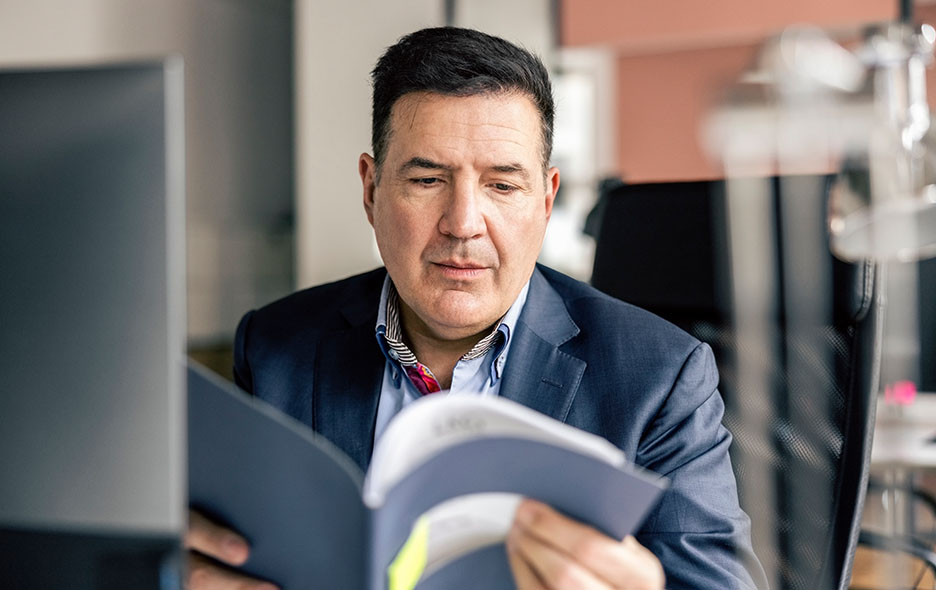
top-left (388, 349), bottom-right (400, 360)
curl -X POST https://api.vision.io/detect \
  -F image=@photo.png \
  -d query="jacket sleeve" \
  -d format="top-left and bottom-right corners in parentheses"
top-left (635, 342), bottom-right (768, 590)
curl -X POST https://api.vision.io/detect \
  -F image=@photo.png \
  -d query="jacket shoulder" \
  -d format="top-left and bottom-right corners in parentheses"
top-left (233, 267), bottom-right (385, 393)
top-left (536, 265), bottom-right (700, 353)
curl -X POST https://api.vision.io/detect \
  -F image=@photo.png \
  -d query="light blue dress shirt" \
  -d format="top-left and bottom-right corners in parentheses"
top-left (372, 276), bottom-right (530, 441)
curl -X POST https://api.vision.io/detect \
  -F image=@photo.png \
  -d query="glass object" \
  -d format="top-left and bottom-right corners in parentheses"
top-left (830, 23), bottom-right (936, 262)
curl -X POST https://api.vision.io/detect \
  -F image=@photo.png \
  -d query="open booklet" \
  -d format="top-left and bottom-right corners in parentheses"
top-left (187, 362), bottom-right (668, 590)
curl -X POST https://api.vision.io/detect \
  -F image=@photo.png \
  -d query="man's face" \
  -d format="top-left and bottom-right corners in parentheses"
top-left (359, 92), bottom-right (559, 342)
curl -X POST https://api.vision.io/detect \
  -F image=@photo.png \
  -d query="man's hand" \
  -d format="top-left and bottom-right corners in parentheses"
top-left (507, 499), bottom-right (664, 590)
top-left (185, 510), bottom-right (279, 590)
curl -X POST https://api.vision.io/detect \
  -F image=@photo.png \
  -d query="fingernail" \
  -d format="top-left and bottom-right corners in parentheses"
top-left (222, 534), bottom-right (249, 563)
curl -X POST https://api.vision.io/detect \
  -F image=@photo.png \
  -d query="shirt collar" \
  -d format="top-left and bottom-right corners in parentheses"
top-left (375, 274), bottom-right (530, 386)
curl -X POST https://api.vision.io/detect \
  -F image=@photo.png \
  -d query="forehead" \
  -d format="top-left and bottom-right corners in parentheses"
top-left (385, 92), bottom-right (543, 165)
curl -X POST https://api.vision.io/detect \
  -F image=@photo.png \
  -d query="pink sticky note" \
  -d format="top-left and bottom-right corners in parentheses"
top-left (884, 380), bottom-right (918, 405)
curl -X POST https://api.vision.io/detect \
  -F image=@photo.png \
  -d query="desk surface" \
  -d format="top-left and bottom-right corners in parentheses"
top-left (872, 393), bottom-right (936, 468)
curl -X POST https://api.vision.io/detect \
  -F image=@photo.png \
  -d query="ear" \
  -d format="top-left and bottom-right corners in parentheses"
top-left (543, 166), bottom-right (560, 221)
top-left (359, 153), bottom-right (378, 227)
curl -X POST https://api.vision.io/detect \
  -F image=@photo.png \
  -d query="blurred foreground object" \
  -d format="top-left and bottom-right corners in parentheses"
top-left (706, 22), bottom-right (936, 262)
top-left (590, 178), bottom-right (882, 590)
top-left (702, 11), bottom-right (936, 588)
top-left (0, 61), bottom-right (186, 589)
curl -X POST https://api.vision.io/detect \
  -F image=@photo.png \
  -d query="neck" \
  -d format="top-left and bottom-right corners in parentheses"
top-left (399, 304), bottom-right (492, 390)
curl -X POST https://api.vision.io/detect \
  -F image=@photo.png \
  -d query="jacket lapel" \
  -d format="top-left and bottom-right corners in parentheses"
top-left (312, 282), bottom-right (384, 472)
top-left (500, 268), bottom-right (586, 423)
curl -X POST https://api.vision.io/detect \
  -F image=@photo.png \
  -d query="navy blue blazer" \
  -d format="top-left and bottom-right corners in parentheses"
top-left (233, 265), bottom-right (767, 589)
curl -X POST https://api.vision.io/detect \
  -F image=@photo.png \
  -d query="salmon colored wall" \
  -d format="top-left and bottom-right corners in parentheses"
top-left (614, 44), bottom-right (758, 182)
top-left (561, 0), bottom-right (895, 51)
top-left (561, 1), bottom-right (936, 182)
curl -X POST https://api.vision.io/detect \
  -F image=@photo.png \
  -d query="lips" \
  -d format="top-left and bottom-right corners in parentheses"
top-left (435, 259), bottom-right (487, 270)
top-left (432, 259), bottom-right (489, 279)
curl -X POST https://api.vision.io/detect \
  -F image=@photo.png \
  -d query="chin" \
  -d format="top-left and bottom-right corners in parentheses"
top-left (428, 304), bottom-right (493, 336)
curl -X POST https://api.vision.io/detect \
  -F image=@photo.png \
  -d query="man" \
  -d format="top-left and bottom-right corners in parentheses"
top-left (187, 27), bottom-right (765, 589)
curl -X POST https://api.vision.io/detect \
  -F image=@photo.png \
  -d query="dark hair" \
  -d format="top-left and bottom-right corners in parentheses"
top-left (370, 27), bottom-right (554, 176)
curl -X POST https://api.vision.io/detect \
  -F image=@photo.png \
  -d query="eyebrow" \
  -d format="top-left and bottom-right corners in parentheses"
top-left (491, 164), bottom-right (532, 183)
top-left (398, 157), bottom-right (533, 183)
top-left (398, 157), bottom-right (450, 173)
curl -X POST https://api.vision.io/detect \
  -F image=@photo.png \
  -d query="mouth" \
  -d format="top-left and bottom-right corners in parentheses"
top-left (432, 260), bottom-right (489, 279)
top-left (435, 259), bottom-right (486, 269)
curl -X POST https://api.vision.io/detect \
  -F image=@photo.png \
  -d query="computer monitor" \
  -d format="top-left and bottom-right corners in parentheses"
top-left (0, 61), bottom-right (185, 588)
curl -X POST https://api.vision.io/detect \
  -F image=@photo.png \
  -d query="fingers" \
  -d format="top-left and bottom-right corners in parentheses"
top-left (186, 510), bottom-right (279, 590)
top-left (512, 499), bottom-right (624, 583)
top-left (508, 524), bottom-right (613, 590)
top-left (510, 499), bottom-right (664, 590)
top-left (620, 535), bottom-right (665, 587)
top-left (186, 510), bottom-right (250, 566)
top-left (507, 530), bottom-right (547, 590)
top-left (187, 552), bottom-right (279, 590)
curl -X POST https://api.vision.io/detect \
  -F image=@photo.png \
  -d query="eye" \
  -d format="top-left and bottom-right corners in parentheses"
top-left (491, 182), bottom-right (518, 194)
top-left (410, 177), bottom-right (441, 187)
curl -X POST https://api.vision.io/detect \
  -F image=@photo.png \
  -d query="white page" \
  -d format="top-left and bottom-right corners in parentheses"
top-left (421, 492), bottom-right (522, 577)
top-left (363, 394), bottom-right (625, 506)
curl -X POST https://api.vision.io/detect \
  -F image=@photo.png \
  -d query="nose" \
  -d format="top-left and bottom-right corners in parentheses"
top-left (438, 179), bottom-right (486, 239)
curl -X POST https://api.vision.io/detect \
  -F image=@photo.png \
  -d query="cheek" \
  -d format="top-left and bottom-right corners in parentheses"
top-left (373, 202), bottom-right (431, 258)
top-left (489, 206), bottom-right (548, 257)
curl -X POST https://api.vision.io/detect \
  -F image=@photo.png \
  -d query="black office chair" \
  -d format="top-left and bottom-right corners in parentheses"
top-left (590, 177), bottom-right (883, 590)
top-left (920, 256), bottom-right (936, 393)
